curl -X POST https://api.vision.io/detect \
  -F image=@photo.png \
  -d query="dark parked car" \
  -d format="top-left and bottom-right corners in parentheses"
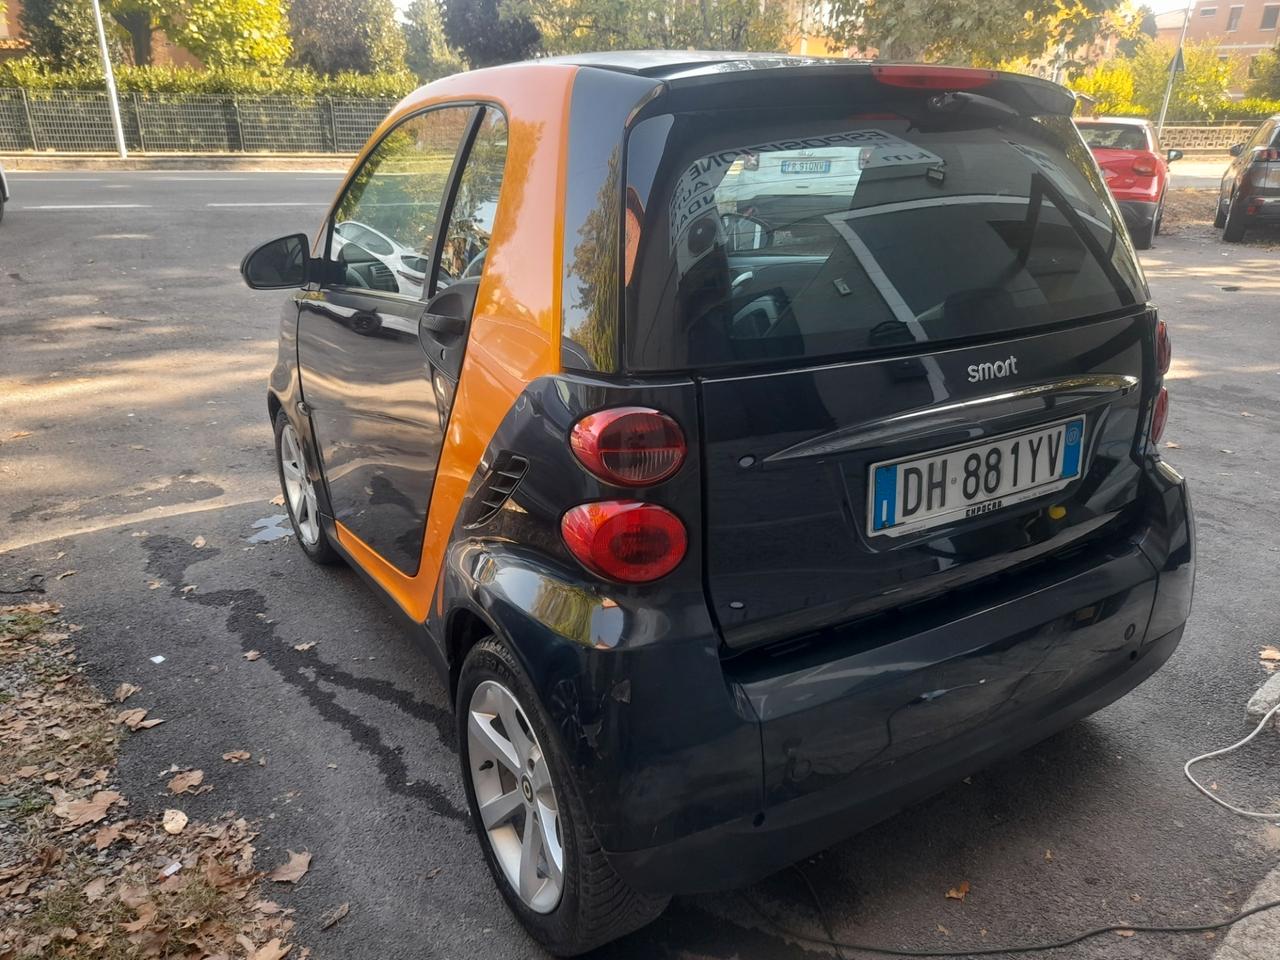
top-left (0, 161), bottom-right (9, 223)
top-left (242, 54), bottom-right (1194, 955)
top-left (1217, 114), bottom-right (1280, 242)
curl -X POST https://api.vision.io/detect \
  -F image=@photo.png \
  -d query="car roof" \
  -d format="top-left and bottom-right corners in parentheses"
top-left (536, 50), bottom-right (864, 80)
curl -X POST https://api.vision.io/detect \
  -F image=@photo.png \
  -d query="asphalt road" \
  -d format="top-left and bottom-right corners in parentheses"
top-left (2, 172), bottom-right (1280, 960)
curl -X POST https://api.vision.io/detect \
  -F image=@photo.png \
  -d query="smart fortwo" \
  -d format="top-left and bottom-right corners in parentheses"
top-left (241, 53), bottom-right (1195, 955)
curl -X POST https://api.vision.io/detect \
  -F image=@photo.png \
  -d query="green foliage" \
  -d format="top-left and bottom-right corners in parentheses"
top-left (1248, 48), bottom-right (1280, 99)
top-left (290, 0), bottom-right (409, 74)
top-left (1071, 39), bottom-right (1239, 121)
top-left (1225, 97), bottom-right (1280, 120)
top-left (508, 0), bottom-right (790, 55)
top-left (19, 0), bottom-right (112, 68)
top-left (403, 0), bottom-right (465, 80)
top-left (0, 57), bottom-right (421, 97)
top-left (165, 0), bottom-right (292, 67)
top-left (442, 0), bottom-right (540, 68)
top-left (822, 0), bottom-right (1124, 65)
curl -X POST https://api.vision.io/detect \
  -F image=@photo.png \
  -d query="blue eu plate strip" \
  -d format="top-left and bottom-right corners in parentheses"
top-left (873, 465), bottom-right (897, 530)
top-left (1062, 418), bottom-right (1084, 478)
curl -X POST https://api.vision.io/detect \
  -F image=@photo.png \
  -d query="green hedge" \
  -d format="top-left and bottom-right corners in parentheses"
top-left (0, 59), bottom-right (422, 98)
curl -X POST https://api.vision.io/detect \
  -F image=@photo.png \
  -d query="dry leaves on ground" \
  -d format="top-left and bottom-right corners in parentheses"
top-left (1260, 647), bottom-right (1280, 662)
top-left (168, 769), bottom-right (205, 794)
top-left (945, 880), bottom-right (971, 901)
top-left (319, 901), bottom-right (349, 929)
top-left (113, 681), bottom-right (140, 702)
top-left (115, 707), bottom-right (165, 731)
top-left (268, 851), bottom-right (312, 884)
top-left (223, 750), bottom-right (252, 763)
top-left (244, 650), bottom-right (263, 662)
top-left (0, 603), bottom-right (308, 959)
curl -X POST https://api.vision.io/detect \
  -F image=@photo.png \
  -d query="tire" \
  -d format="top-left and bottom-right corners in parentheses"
top-left (457, 638), bottom-right (669, 955)
top-left (1222, 198), bottom-right (1247, 243)
top-left (1153, 197), bottom-right (1164, 238)
top-left (0, 195), bottom-right (5, 224)
top-left (1132, 213), bottom-right (1156, 250)
top-left (273, 409), bottom-right (340, 564)
top-left (1213, 197), bottom-right (1227, 229)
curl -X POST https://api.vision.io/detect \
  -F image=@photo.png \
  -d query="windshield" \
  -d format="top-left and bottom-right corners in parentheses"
top-left (1076, 123), bottom-right (1150, 151)
top-left (623, 105), bottom-right (1146, 371)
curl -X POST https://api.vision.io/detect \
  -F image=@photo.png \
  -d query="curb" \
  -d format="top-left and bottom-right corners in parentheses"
top-left (0, 153), bottom-right (355, 172)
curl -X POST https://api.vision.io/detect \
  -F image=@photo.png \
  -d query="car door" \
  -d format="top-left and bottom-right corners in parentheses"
top-left (296, 104), bottom-right (507, 575)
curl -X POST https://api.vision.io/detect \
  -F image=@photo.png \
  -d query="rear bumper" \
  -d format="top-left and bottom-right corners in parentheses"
top-left (604, 462), bottom-right (1193, 894)
top-left (1117, 199), bottom-right (1159, 234)
top-left (1241, 194), bottom-right (1280, 220)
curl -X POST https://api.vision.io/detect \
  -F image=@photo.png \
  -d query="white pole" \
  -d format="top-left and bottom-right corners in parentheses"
top-left (1157, 0), bottom-right (1195, 137)
top-left (89, 0), bottom-right (128, 159)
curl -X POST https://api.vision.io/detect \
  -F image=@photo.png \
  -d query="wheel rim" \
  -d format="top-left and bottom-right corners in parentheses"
top-left (467, 679), bottom-right (564, 913)
top-left (279, 423), bottom-right (320, 546)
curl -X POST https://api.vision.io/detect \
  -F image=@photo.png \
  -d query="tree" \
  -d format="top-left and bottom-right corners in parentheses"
top-left (822, 0), bottom-right (1125, 65)
top-left (165, 0), bottom-right (291, 67)
top-left (290, 0), bottom-right (408, 74)
top-left (441, 0), bottom-right (539, 68)
top-left (403, 0), bottom-right (464, 80)
top-left (107, 0), bottom-right (161, 66)
top-left (19, 0), bottom-right (107, 67)
top-left (1071, 39), bottom-right (1238, 120)
top-left (1249, 46), bottom-right (1280, 99)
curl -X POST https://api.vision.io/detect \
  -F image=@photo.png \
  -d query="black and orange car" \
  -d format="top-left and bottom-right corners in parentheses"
top-left (241, 54), bottom-right (1195, 955)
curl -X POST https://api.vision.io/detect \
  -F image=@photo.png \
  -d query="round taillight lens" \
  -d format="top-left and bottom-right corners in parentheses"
top-left (1156, 319), bottom-right (1172, 377)
top-left (570, 407), bottom-right (686, 487)
top-left (1152, 386), bottom-right (1169, 444)
top-left (561, 501), bottom-right (687, 583)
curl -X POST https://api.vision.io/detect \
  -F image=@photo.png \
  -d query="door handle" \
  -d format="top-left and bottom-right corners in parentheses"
top-left (420, 311), bottom-right (466, 338)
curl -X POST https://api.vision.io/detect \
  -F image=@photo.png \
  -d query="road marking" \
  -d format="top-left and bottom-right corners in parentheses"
top-left (295, 177), bottom-right (343, 181)
top-left (22, 203), bottom-right (153, 210)
top-left (205, 202), bottom-right (328, 207)
top-left (154, 176), bottom-right (248, 181)
top-left (8, 177), bottom-right (104, 182)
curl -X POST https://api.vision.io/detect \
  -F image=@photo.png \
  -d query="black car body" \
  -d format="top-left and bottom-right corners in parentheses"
top-left (1217, 114), bottom-right (1280, 241)
top-left (243, 54), bottom-right (1195, 955)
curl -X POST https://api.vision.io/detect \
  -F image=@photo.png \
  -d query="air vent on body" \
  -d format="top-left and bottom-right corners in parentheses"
top-left (465, 453), bottom-right (529, 528)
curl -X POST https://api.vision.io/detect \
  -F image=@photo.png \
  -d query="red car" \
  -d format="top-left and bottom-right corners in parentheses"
top-left (1075, 117), bottom-right (1182, 249)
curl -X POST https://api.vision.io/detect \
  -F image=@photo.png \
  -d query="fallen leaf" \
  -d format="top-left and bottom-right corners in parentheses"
top-left (255, 900), bottom-right (282, 915)
top-left (1260, 648), bottom-right (1280, 662)
top-left (270, 494), bottom-right (286, 506)
top-left (1116, 929), bottom-right (1135, 938)
top-left (135, 717), bottom-right (165, 729)
top-left (223, 750), bottom-right (252, 762)
top-left (55, 570), bottom-right (77, 580)
top-left (293, 642), bottom-right (316, 652)
top-left (83, 877), bottom-right (108, 902)
top-left (180, 584), bottom-right (197, 594)
top-left (250, 938), bottom-right (291, 960)
top-left (936, 924), bottom-right (950, 936)
top-left (122, 900), bottom-right (157, 933)
top-left (93, 823), bottom-right (124, 850)
top-left (168, 769), bottom-right (204, 794)
top-left (113, 682), bottom-right (141, 702)
top-left (9, 430), bottom-right (33, 440)
top-left (267, 850), bottom-right (311, 883)
top-left (147, 580), bottom-right (163, 590)
top-left (244, 650), bottom-right (262, 662)
top-left (320, 902), bottom-right (349, 929)
top-left (116, 708), bottom-right (147, 729)
top-left (1241, 411), bottom-right (1254, 417)
top-left (54, 790), bottom-right (123, 827)
top-left (424, 866), bottom-right (442, 880)
top-left (945, 880), bottom-right (970, 901)
top-left (192, 535), bottom-right (207, 548)
top-left (161, 808), bottom-right (188, 835)
top-left (1044, 849), bottom-right (1053, 862)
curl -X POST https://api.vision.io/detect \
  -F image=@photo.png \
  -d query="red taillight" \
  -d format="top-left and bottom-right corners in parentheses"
top-left (1253, 147), bottom-right (1280, 161)
top-left (1131, 155), bottom-right (1158, 177)
top-left (561, 501), bottom-right (687, 583)
top-left (1156, 318), bottom-right (1171, 376)
top-left (871, 65), bottom-right (997, 90)
top-left (570, 407), bottom-right (686, 487)
top-left (1151, 387), bottom-right (1169, 444)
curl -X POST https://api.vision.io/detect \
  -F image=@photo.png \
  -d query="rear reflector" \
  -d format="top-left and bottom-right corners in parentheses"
top-left (1156, 318), bottom-right (1171, 376)
top-left (570, 407), bottom-right (686, 487)
top-left (870, 65), bottom-right (997, 90)
top-left (1152, 387), bottom-right (1169, 444)
top-left (561, 501), bottom-right (687, 583)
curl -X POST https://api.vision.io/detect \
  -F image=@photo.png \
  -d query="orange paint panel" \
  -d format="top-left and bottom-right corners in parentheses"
top-left (334, 65), bottom-right (577, 622)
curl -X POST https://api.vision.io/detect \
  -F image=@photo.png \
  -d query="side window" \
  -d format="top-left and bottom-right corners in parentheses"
top-left (329, 106), bottom-right (473, 298)
top-left (434, 110), bottom-right (508, 293)
top-left (1247, 120), bottom-right (1276, 151)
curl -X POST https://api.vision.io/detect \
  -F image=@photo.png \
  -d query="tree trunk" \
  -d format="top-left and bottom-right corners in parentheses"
top-left (112, 10), bottom-right (153, 66)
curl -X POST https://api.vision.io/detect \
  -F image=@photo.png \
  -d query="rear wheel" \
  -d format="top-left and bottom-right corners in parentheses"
top-left (1213, 196), bottom-right (1228, 229)
top-left (273, 410), bottom-right (339, 564)
top-left (1133, 211), bottom-right (1157, 250)
top-left (1222, 197), bottom-right (1248, 243)
top-left (457, 638), bottom-right (669, 955)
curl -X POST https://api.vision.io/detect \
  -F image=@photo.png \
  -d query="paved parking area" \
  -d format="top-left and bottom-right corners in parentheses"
top-left (2, 173), bottom-right (1280, 960)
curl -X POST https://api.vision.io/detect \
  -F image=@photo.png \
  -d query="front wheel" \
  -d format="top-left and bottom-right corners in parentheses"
top-left (457, 638), bottom-right (668, 955)
top-left (273, 410), bottom-right (339, 564)
top-left (1214, 196), bottom-right (1228, 229)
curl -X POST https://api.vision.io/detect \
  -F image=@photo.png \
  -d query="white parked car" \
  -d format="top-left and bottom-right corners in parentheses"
top-left (330, 220), bottom-right (427, 298)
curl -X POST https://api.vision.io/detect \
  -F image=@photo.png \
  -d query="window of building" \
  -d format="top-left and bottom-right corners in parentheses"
top-left (1200, 5), bottom-right (1218, 15)
top-left (1227, 5), bottom-right (1243, 29)
top-left (1262, 4), bottom-right (1280, 28)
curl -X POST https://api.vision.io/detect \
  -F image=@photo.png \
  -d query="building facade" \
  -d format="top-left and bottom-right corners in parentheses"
top-left (1157, 0), bottom-right (1279, 93)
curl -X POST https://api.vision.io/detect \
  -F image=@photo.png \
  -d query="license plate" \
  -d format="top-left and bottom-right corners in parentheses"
top-left (780, 159), bottom-right (831, 174)
top-left (868, 418), bottom-right (1085, 536)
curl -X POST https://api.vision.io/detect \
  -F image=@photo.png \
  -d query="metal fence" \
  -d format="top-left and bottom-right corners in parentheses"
top-left (0, 88), bottom-right (397, 153)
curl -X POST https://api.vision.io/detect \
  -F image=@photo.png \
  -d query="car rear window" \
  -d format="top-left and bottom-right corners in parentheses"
top-left (1076, 123), bottom-right (1150, 151)
top-left (623, 104), bottom-right (1146, 371)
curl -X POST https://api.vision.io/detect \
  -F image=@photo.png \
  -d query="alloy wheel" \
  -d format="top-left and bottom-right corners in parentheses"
top-left (279, 423), bottom-right (320, 546)
top-left (467, 679), bottom-right (564, 913)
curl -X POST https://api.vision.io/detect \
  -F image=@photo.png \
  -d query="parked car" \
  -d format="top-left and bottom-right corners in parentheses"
top-left (0, 161), bottom-right (9, 223)
top-left (1216, 115), bottom-right (1280, 243)
top-left (241, 55), bottom-right (1194, 956)
top-left (330, 220), bottom-right (428, 298)
top-left (1075, 116), bottom-right (1182, 249)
